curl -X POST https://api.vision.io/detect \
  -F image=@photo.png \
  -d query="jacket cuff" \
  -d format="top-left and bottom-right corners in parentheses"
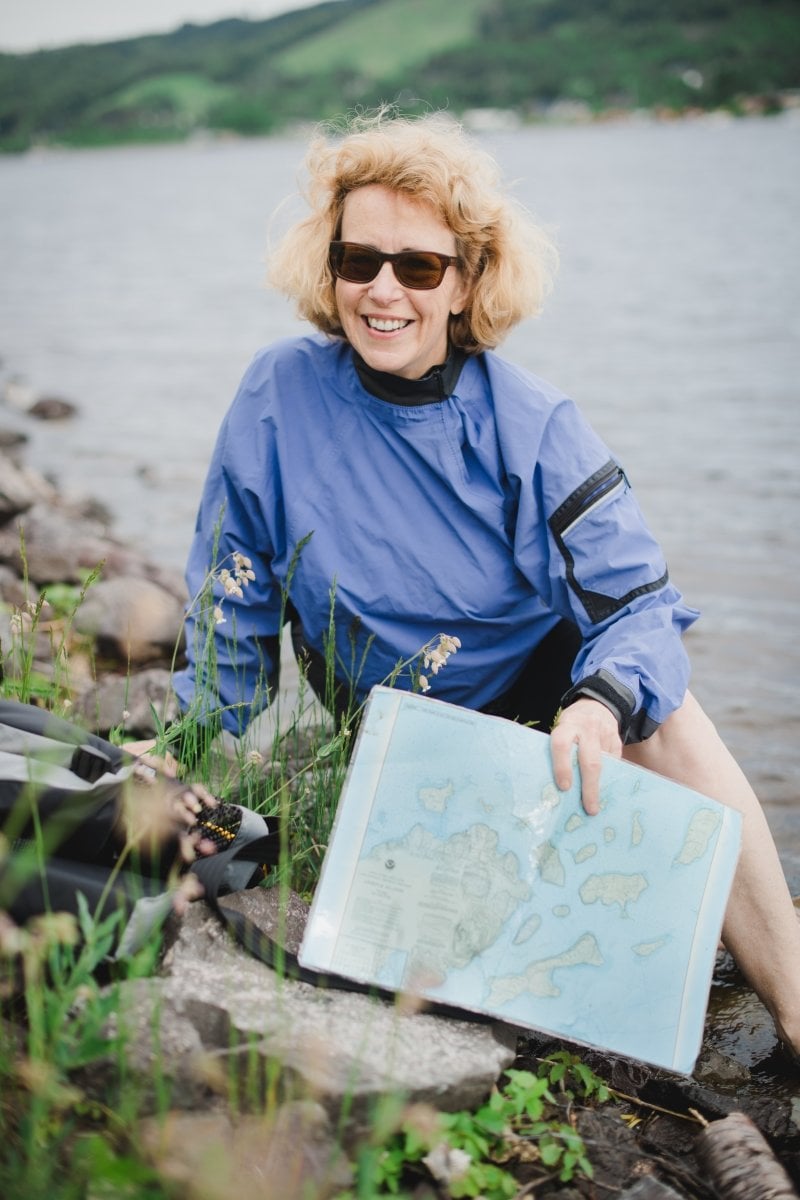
top-left (560, 669), bottom-right (636, 741)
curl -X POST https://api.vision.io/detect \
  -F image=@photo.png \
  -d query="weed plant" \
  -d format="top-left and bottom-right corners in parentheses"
top-left (0, 543), bottom-right (611, 1198)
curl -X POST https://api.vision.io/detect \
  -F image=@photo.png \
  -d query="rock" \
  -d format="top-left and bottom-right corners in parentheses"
top-left (0, 564), bottom-right (28, 607)
top-left (0, 501), bottom-right (159, 584)
top-left (0, 450), bottom-right (58, 518)
top-left (138, 1103), bottom-right (352, 1200)
top-left (619, 1179), bottom-right (693, 1199)
top-left (113, 892), bottom-right (517, 1125)
top-left (692, 1046), bottom-right (751, 1087)
top-left (72, 577), bottom-right (185, 662)
top-left (217, 886), bottom-right (310, 956)
top-left (103, 977), bottom-right (210, 1109)
top-left (2, 378), bottom-right (36, 410)
top-left (72, 667), bottom-right (180, 736)
top-left (0, 427), bottom-right (28, 450)
top-left (574, 1108), bottom-right (658, 1195)
top-left (27, 395), bottom-right (77, 420)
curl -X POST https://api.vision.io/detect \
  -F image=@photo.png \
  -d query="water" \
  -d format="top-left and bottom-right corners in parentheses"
top-left (1, 115), bottom-right (799, 894)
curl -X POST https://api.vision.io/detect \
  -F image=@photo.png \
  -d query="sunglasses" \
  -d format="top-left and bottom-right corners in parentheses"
top-left (329, 241), bottom-right (461, 290)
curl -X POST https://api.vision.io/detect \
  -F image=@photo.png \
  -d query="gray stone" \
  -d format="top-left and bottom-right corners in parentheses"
top-left (0, 427), bottom-right (29, 451)
top-left (217, 886), bottom-right (311, 957)
top-left (0, 451), bottom-right (57, 518)
top-left (73, 667), bottom-right (179, 735)
top-left (0, 501), bottom-right (183, 591)
top-left (138, 1103), bottom-right (352, 1200)
top-left (619, 1178), bottom-right (691, 1199)
top-left (27, 395), bottom-right (78, 420)
top-left (72, 576), bottom-right (184, 662)
top-left (693, 1045), bottom-right (751, 1086)
top-left (0, 564), bottom-right (27, 606)
top-left (148, 894), bottom-right (517, 1122)
top-left (0, 502), bottom-right (126, 583)
top-left (84, 977), bottom-right (212, 1112)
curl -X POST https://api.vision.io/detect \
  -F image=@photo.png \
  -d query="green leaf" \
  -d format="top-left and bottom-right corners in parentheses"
top-left (539, 1139), bottom-right (563, 1167)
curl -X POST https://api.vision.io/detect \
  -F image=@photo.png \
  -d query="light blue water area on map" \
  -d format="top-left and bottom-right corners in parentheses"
top-left (302, 688), bottom-right (742, 1072)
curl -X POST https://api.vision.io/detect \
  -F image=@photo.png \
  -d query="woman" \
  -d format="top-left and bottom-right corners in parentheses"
top-left (173, 112), bottom-right (799, 1057)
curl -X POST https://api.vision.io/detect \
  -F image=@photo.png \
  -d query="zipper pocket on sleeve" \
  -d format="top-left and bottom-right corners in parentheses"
top-left (550, 460), bottom-right (626, 538)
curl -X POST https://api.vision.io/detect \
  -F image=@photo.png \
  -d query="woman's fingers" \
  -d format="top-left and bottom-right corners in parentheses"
top-left (550, 698), bottom-right (622, 815)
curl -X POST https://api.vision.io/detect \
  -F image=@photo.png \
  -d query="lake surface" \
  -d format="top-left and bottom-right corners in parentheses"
top-left (1, 114), bottom-right (799, 887)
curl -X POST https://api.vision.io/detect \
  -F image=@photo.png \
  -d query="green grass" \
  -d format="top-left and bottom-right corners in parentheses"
top-left (274, 0), bottom-right (488, 81)
top-left (0, 545), bottom-right (616, 1198)
top-left (89, 71), bottom-right (235, 125)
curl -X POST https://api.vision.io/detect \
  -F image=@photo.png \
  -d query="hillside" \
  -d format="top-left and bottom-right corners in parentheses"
top-left (1, 0), bottom-right (798, 151)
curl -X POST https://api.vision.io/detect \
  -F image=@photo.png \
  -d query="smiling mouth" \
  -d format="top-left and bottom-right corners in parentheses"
top-left (365, 317), bottom-right (411, 332)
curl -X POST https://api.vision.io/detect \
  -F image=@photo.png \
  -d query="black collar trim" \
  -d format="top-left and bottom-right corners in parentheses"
top-left (353, 347), bottom-right (467, 405)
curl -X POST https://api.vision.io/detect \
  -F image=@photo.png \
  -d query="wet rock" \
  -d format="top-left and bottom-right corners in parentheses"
top-left (619, 1180), bottom-right (693, 1199)
top-left (27, 395), bottom-right (77, 420)
top-left (692, 1046), bottom-right (751, 1087)
top-left (72, 576), bottom-right (184, 662)
top-left (0, 427), bottom-right (28, 450)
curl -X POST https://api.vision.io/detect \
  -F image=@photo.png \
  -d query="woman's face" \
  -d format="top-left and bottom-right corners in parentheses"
top-left (335, 184), bottom-right (471, 380)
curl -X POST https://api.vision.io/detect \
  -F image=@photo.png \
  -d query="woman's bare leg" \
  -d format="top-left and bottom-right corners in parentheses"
top-left (623, 690), bottom-right (800, 1055)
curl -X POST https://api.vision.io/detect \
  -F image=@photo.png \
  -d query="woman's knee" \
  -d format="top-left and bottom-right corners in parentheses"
top-left (623, 691), bottom-right (721, 776)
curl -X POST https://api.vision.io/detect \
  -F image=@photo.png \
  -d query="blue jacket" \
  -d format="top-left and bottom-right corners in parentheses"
top-left (174, 335), bottom-right (698, 737)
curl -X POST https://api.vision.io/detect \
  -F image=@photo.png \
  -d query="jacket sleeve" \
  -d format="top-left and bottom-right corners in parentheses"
top-left (520, 400), bottom-right (699, 741)
top-left (172, 368), bottom-right (285, 737)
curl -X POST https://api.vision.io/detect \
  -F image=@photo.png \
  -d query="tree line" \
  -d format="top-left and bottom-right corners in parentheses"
top-left (1, 0), bottom-right (798, 152)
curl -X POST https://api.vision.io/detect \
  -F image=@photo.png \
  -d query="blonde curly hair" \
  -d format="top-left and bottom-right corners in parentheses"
top-left (268, 110), bottom-right (558, 354)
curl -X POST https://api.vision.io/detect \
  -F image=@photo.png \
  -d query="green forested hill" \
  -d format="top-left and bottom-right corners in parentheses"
top-left (1, 0), bottom-right (798, 151)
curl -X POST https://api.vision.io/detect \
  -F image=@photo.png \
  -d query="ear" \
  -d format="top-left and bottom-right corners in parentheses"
top-left (449, 272), bottom-right (473, 317)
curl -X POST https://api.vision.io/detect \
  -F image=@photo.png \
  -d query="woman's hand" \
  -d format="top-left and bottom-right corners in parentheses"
top-left (550, 698), bottom-right (622, 815)
top-left (123, 739), bottom-right (218, 863)
top-left (124, 738), bottom-right (178, 777)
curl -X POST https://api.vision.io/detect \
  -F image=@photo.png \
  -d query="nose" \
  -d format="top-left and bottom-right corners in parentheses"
top-left (367, 260), bottom-right (405, 302)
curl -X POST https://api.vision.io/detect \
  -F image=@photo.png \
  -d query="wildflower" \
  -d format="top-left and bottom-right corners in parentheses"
top-left (205, 551), bottom-right (257, 623)
top-left (246, 749), bottom-right (264, 766)
top-left (29, 911), bottom-right (80, 950)
top-left (422, 632), bottom-right (462, 675)
top-left (218, 569), bottom-right (243, 598)
top-left (0, 911), bottom-right (27, 957)
top-left (418, 674), bottom-right (431, 693)
top-left (232, 551), bottom-right (256, 584)
top-left (122, 709), bottom-right (131, 722)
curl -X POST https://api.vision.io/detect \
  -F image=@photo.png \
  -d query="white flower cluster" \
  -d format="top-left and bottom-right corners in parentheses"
top-left (418, 633), bottom-right (461, 693)
top-left (212, 552), bottom-right (256, 625)
top-left (8, 598), bottom-right (47, 635)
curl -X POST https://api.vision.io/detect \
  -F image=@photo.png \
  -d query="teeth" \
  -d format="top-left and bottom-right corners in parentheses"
top-left (366, 317), bottom-right (409, 332)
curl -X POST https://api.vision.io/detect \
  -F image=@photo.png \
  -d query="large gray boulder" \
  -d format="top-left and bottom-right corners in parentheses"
top-left (110, 889), bottom-right (518, 1127)
top-left (72, 576), bottom-right (185, 662)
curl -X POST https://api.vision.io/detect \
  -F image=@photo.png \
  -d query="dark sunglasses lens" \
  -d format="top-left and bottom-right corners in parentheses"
top-left (331, 244), bottom-right (450, 289)
top-left (336, 245), bottom-right (382, 282)
top-left (394, 253), bottom-right (445, 289)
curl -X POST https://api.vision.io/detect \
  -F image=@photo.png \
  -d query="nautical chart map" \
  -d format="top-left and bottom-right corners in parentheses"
top-left (299, 687), bottom-right (742, 1072)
